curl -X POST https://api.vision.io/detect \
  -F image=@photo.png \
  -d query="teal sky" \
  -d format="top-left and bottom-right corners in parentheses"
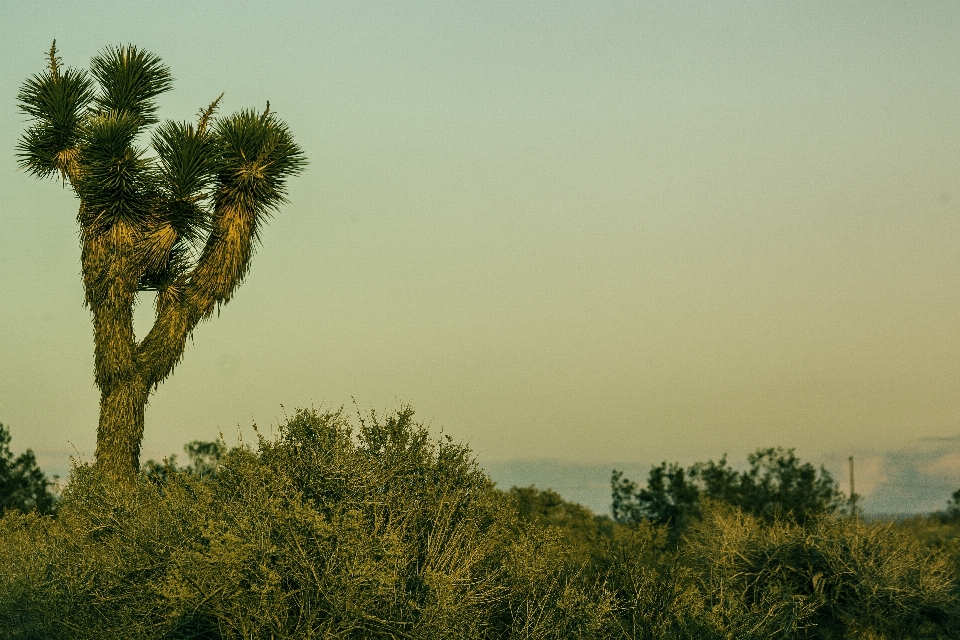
top-left (3, 2), bottom-right (960, 510)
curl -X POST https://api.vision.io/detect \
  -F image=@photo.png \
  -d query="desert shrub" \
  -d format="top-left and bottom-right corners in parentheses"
top-left (142, 439), bottom-right (229, 485)
top-left (5, 411), bottom-right (960, 639)
top-left (905, 492), bottom-right (960, 599)
top-left (510, 485), bottom-right (617, 567)
top-left (897, 514), bottom-right (960, 587)
top-left (509, 486), bottom-right (707, 639)
top-left (683, 503), bottom-right (959, 639)
top-left (0, 407), bottom-right (618, 639)
top-left (592, 522), bottom-right (704, 640)
top-left (0, 464), bottom-right (180, 638)
top-left (493, 527), bottom-right (617, 639)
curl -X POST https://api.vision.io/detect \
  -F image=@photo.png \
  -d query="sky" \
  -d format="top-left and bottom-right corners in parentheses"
top-left (2, 2), bottom-right (960, 514)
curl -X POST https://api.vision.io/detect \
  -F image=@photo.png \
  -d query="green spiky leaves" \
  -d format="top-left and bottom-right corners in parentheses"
top-left (153, 120), bottom-right (216, 239)
top-left (18, 42), bottom-right (305, 296)
top-left (213, 108), bottom-right (307, 217)
top-left (16, 42), bottom-right (95, 180)
top-left (75, 45), bottom-right (172, 230)
top-left (143, 119), bottom-right (219, 291)
top-left (77, 110), bottom-right (156, 233)
top-left (17, 43), bottom-right (173, 183)
top-left (89, 45), bottom-right (172, 124)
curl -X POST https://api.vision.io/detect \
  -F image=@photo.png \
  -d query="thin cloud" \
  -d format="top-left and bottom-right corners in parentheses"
top-left (918, 434), bottom-right (960, 443)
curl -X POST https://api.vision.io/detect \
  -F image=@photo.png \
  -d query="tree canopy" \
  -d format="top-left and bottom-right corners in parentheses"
top-left (0, 422), bottom-right (57, 515)
top-left (613, 447), bottom-right (844, 529)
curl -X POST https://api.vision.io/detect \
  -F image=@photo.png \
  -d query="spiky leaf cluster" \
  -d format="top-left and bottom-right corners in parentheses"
top-left (88, 45), bottom-right (172, 123)
top-left (214, 108), bottom-right (304, 217)
top-left (17, 42), bottom-right (305, 295)
top-left (16, 42), bottom-right (95, 181)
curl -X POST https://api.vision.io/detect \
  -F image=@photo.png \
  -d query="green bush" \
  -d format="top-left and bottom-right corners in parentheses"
top-left (509, 485), bottom-right (616, 566)
top-left (683, 503), bottom-right (959, 639)
top-left (0, 408), bottom-right (612, 639)
top-left (613, 448), bottom-right (844, 532)
top-left (2, 408), bottom-right (958, 639)
top-left (0, 422), bottom-right (58, 515)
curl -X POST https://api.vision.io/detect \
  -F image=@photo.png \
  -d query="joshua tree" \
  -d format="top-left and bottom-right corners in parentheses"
top-left (17, 42), bottom-right (305, 481)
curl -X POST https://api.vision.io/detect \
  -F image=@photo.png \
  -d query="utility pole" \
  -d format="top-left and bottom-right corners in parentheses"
top-left (849, 456), bottom-right (858, 515)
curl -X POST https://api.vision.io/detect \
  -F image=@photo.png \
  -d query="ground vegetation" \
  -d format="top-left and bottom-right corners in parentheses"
top-left (1, 410), bottom-right (958, 639)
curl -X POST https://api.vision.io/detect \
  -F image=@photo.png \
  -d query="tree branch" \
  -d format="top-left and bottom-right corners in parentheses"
top-left (136, 200), bottom-right (257, 389)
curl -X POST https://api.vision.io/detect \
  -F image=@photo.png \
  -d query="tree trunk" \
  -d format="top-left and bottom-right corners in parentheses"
top-left (94, 375), bottom-right (148, 481)
top-left (85, 227), bottom-right (143, 482)
top-left (90, 206), bottom-right (257, 481)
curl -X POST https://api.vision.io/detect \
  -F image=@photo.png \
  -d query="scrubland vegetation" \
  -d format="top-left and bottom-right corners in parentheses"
top-left (2, 409), bottom-right (960, 639)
